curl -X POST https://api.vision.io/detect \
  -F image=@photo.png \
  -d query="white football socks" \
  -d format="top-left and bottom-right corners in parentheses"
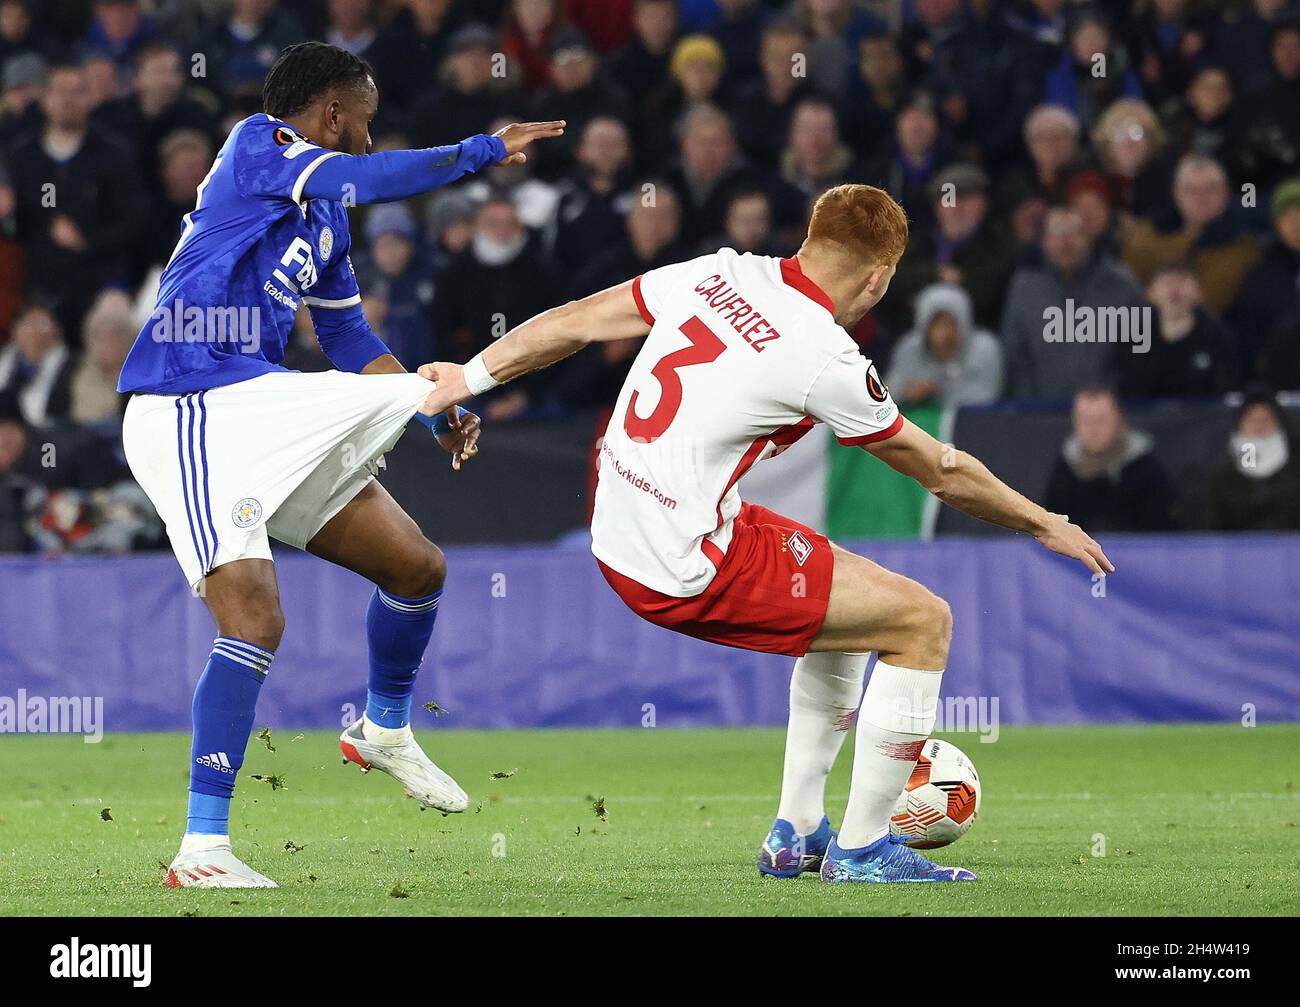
top-left (838, 659), bottom-right (943, 850)
top-left (775, 652), bottom-right (868, 834)
top-left (178, 832), bottom-right (230, 854)
top-left (361, 713), bottom-right (411, 744)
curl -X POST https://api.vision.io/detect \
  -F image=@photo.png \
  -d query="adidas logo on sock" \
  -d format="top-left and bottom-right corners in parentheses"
top-left (195, 752), bottom-right (235, 774)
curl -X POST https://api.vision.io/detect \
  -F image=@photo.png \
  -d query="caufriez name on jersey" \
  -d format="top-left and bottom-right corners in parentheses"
top-left (692, 274), bottom-right (782, 352)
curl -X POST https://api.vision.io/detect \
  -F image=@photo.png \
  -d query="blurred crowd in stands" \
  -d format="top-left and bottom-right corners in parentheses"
top-left (1, 0), bottom-right (1299, 554)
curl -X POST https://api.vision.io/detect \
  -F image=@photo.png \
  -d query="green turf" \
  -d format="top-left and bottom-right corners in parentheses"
top-left (1, 725), bottom-right (1297, 916)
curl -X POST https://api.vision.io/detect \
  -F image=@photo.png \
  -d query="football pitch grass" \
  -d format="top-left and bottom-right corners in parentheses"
top-left (2, 724), bottom-right (1297, 917)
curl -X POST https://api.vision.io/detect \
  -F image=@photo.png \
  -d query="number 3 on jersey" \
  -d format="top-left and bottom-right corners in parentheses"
top-left (624, 315), bottom-right (726, 443)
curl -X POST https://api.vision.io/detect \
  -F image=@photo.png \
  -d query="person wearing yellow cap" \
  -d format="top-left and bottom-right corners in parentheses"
top-left (670, 34), bottom-right (726, 107)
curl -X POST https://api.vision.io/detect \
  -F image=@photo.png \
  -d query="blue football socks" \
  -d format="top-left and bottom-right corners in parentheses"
top-left (185, 637), bottom-right (272, 836)
top-left (364, 588), bottom-right (442, 729)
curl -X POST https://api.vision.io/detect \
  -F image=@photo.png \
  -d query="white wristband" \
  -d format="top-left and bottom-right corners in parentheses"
top-left (463, 353), bottom-right (500, 396)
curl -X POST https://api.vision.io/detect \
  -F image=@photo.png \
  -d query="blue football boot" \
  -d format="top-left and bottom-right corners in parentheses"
top-left (757, 816), bottom-right (835, 878)
top-left (820, 833), bottom-right (977, 883)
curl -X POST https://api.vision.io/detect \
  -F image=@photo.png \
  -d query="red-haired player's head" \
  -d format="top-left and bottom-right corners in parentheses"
top-left (797, 184), bottom-right (909, 327)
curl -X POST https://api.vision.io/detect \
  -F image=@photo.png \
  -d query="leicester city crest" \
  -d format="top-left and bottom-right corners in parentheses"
top-left (231, 498), bottom-right (263, 529)
top-left (318, 226), bottom-right (334, 262)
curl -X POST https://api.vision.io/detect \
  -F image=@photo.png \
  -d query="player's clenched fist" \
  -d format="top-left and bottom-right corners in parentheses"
top-left (493, 120), bottom-right (566, 165)
top-left (418, 362), bottom-right (470, 414)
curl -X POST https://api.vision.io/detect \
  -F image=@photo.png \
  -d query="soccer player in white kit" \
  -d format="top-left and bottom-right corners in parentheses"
top-left (423, 184), bottom-right (1114, 884)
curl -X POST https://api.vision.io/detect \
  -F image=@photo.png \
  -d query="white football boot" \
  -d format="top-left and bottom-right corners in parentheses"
top-left (339, 715), bottom-right (470, 813)
top-left (164, 835), bottom-right (278, 889)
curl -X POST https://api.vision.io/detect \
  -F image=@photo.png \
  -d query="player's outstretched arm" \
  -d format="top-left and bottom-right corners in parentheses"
top-left (416, 280), bottom-right (651, 412)
top-left (867, 418), bottom-right (1115, 576)
top-left (301, 121), bottom-right (565, 205)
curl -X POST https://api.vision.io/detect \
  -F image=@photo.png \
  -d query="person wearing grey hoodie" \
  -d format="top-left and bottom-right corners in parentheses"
top-left (885, 283), bottom-right (1004, 406)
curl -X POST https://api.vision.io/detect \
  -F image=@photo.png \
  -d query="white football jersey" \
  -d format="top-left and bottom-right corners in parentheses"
top-left (590, 249), bottom-right (902, 597)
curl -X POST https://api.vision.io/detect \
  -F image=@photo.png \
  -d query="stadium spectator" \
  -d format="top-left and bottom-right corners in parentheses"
top-left (1000, 104), bottom-right (1081, 244)
top-left (1090, 97), bottom-right (1171, 221)
top-left (366, 0), bottom-right (454, 129)
top-left (1231, 176), bottom-right (1300, 380)
top-left (78, 0), bottom-right (156, 73)
top-left (779, 96), bottom-right (863, 199)
top-left (864, 92), bottom-right (948, 233)
top-left (69, 288), bottom-right (131, 426)
top-left (353, 203), bottom-right (434, 370)
top-left (0, 0), bottom-right (43, 66)
top-left (996, 0), bottom-right (1070, 161)
top-left (0, 49), bottom-right (44, 146)
top-left (732, 18), bottom-right (813, 166)
top-left (1042, 10), bottom-right (1144, 131)
top-left (550, 115), bottom-right (635, 267)
top-left (5, 62), bottom-right (146, 336)
top-left (1044, 386), bottom-right (1179, 532)
top-left (1205, 391), bottom-right (1300, 531)
top-left (0, 303), bottom-right (74, 426)
top-left (136, 128), bottom-right (213, 280)
top-left (795, 0), bottom-right (886, 95)
top-left (96, 42), bottom-right (215, 188)
top-left (672, 32), bottom-right (727, 106)
top-left (529, 28), bottom-right (630, 178)
top-left (888, 162), bottom-right (1017, 334)
top-left (1235, 15), bottom-right (1300, 191)
top-left (1124, 0), bottom-right (1217, 107)
top-left (840, 29), bottom-right (905, 159)
top-left (915, 0), bottom-right (1013, 162)
top-left (198, 0), bottom-right (305, 102)
top-left (1119, 263), bottom-right (1238, 399)
top-left (410, 23), bottom-right (505, 150)
top-left (1001, 205), bottom-right (1144, 401)
top-left (885, 283), bottom-right (1004, 407)
top-left (1215, 0), bottom-right (1298, 95)
top-left (1122, 154), bottom-right (1260, 315)
top-left (324, 0), bottom-right (377, 59)
top-left (1065, 169), bottom-right (1119, 253)
top-left (502, 0), bottom-right (562, 93)
top-left (609, 0), bottom-right (678, 127)
top-left (708, 0), bottom-right (767, 87)
top-left (665, 104), bottom-right (752, 244)
top-left (433, 195), bottom-right (558, 419)
top-left (81, 52), bottom-right (121, 115)
top-left (705, 186), bottom-right (782, 257)
top-left (424, 189), bottom-right (478, 266)
top-left (572, 180), bottom-right (685, 298)
top-left (1165, 65), bottom-right (1245, 185)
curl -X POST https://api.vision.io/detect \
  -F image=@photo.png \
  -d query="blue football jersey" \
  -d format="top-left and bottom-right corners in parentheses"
top-left (118, 114), bottom-right (361, 394)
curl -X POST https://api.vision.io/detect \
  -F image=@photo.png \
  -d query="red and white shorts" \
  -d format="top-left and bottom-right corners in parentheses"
top-left (597, 502), bottom-right (835, 657)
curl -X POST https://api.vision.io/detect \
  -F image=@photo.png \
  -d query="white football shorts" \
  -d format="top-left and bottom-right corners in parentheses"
top-left (122, 369), bottom-right (435, 587)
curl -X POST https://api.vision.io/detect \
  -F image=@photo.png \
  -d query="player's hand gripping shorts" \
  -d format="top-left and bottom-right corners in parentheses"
top-left (122, 370), bottom-right (434, 587)
top-left (597, 502), bottom-right (835, 657)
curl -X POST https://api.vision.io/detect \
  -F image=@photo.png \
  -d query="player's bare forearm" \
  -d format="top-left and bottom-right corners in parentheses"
top-left (871, 422), bottom-right (1048, 533)
top-left (867, 419), bottom-right (1114, 575)
top-left (485, 281), bottom-right (649, 381)
top-left (360, 353), bottom-right (405, 375)
top-left (417, 281), bottom-right (650, 410)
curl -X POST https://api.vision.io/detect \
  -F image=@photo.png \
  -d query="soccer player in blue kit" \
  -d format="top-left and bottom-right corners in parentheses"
top-left (116, 42), bottom-right (563, 888)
